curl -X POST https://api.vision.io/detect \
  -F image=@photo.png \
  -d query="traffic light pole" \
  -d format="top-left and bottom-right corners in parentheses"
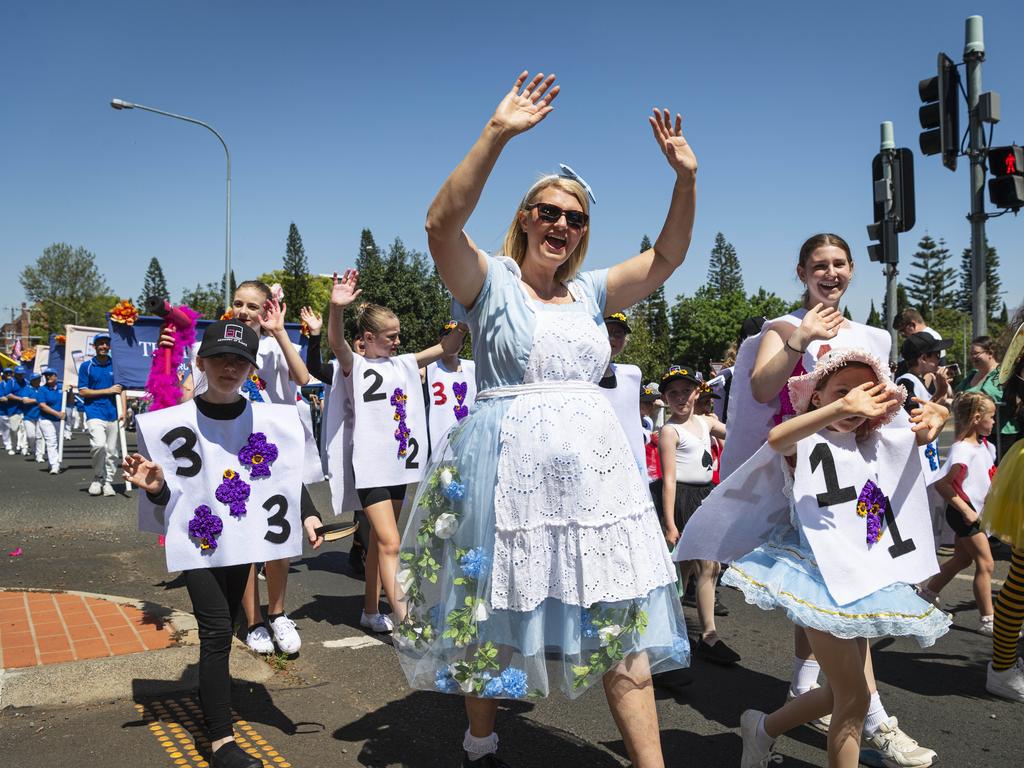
top-left (880, 122), bottom-right (899, 364)
top-left (965, 15), bottom-right (988, 337)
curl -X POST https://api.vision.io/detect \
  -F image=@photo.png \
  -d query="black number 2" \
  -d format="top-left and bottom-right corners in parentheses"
top-left (161, 426), bottom-right (202, 477)
top-left (404, 437), bottom-right (419, 469)
top-left (263, 494), bottom-right (290, 544)
top-left (362, 369), bottom-right (386, 402)
top-left (808, 443), bottom-right (856, 507)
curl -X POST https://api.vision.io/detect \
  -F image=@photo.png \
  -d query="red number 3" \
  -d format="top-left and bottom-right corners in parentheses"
top-left (432, 381), bottom-right (447, 405)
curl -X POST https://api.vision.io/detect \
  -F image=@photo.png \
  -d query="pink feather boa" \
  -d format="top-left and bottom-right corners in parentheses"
top-left (145, 306), bottom-right (200, 411)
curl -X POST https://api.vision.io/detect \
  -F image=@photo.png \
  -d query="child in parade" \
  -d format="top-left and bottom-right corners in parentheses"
top-left (599, 312), bottom-right (647, 478)
top-left (395, 71), bottom-right (695, 768)
top-left (694, 381), bottom-right (723, 485)
top-left (126, 320), bottom-right (320, 768)
top-left (918, 392), bottom-right (998, 635)
top-left (425, 320), bottom-right (477, 458)
top-left (36, 368), bottom-right (65, 474)
top-left (78, 332), bottom-right (125, 497)
top-left (657, 365), bottom-right (737, 665)
top-left (641, 383), bottom-right (663, 496)
top-left (327, 270), bottom-right (466, 633)
top-left (679, 349), bottom-right (950, 768)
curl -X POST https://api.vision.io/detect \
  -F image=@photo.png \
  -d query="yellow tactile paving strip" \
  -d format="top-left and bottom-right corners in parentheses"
top-left (135, 696), bottom-right (293, 768)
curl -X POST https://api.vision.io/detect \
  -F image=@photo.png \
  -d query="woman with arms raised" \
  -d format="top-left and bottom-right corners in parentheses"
top-left (393, 72), bottom-right (696, 768)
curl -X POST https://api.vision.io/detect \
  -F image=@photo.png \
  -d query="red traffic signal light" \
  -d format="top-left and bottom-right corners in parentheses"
top-left (918, 53), bottom-right (960, 172)
top-left (987, 145), bottom-right (1024, 210)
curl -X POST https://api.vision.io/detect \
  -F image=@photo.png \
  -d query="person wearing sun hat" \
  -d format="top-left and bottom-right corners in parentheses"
top-left (680, 348), bottom-right (949, 766)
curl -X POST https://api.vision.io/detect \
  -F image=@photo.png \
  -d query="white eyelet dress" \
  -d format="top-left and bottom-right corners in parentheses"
top-left (394, 256), bottom-right (689, 700)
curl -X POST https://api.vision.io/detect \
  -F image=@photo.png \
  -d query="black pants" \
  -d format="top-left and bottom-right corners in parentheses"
top-left (184, 564), bottom-right (251, 740)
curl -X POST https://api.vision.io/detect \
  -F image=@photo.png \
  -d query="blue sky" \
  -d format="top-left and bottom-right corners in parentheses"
top-left (2, 1), bottom-right (1021, 326)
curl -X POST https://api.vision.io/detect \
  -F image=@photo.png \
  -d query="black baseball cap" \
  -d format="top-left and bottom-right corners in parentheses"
top-left (198, 320), bottom-right (259, 366)
top-left (661, 364), bottom-right (702, 388)
top-left (900, 331), bottom-right (952, 361)
top-left (604, 312), bottom-right (632, 333)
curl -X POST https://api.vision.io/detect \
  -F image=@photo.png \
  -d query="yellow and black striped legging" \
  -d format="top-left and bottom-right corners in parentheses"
top-left (993, 547), bottom-right (1024, 671)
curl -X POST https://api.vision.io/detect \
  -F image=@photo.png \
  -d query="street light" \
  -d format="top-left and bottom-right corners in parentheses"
top-left (110, 98), bottom-right (232, 313)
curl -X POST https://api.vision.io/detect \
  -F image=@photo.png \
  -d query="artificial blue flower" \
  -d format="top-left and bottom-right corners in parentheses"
top-left (580, 609), bottom-right (598, 638)
top-left (435, 668), bottom-right (459, 694)
top-left (499, 667), bottom-right (528, 698)
top-left (443, 481), bottom-right (466, 501)
top-left (482, 674), bottom-right (504, 698)
top-left (459, 548), bottom-right (490, 580)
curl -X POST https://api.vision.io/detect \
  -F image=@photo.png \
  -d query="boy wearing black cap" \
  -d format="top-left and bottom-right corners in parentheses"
top-left (78, 332), bottom-right (124, 496)
top-left (897, 332), bottom-right (954, 413)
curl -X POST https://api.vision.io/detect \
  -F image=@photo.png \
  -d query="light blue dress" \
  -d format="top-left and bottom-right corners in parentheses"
top-left (722, 463), bottom-right (951, 647)
top-left (394, 256), bottom-right (689, 699)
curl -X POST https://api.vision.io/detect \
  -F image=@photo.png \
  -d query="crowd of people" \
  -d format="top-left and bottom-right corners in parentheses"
top-left (4, 72), bottom-right (1024, 768)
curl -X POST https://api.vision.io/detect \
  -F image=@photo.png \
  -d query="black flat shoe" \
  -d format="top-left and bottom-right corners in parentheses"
top-left (713, 598), bottom-right (729, 617)
top-left (696, 638), bottom-right (741, 666)
top-left (462, 752), bottom-right (512, 767)
top-left (211, 741), bottom-right (262, 768)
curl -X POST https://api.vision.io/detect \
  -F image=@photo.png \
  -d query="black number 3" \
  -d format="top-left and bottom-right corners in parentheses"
top-left (263, 494), bottom-right (291, 544)
top-left (161, 426), bottom-right (202, 477)
top-left (362, 369), bottom-right (386, 402)
top-left (809, 443), bottom-right (856, 507)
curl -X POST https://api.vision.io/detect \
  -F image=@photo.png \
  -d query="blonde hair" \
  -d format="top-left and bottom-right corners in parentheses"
top-left (952, 391), bottom-right (996, 440)
top-left (501, 176), bottom-right (591, 283)
top-left (354, 303), bottom-right (398, 337)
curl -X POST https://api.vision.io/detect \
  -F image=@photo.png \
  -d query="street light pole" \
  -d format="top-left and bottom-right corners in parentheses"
top-left (110, 99), bottom-right (232, 313)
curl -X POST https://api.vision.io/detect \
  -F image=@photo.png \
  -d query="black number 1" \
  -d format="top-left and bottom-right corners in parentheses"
top-left (809, 443), bottom-right (856, 507)
top-left (882, 498), bottom-right (917, 558)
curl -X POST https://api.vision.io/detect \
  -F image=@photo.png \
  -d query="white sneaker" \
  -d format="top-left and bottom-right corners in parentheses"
top-left (245, 625), bottom-right (275, 654)
top-left (986, 658), bottom-right (1024, 702)
top-left (360, 610), bottom-right (394, 634)
top-left (269, 615), bottom-right (301, 654)
top-left (88, 480), bottom-right (102, 496)
top-left (740, 709), bottom-right (781, 768)
top-left (102, 482), bottom-right (116, 496)
top-left (49, 466), bottom-right (60, 475)
top-left (787, 684), bottom-right (831, 734)
top-left (978, 617), bottom-right (994, 636)
top-left (860, 717), bottom-right (936, 767)
top-left (6, 449), bottom-right (14, 455)
top-left (35, 457), bottom-right (45, 463)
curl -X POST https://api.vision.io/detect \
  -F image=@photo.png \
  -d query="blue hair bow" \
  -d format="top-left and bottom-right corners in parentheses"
top-left (558, 164), bottom-right (597, 204)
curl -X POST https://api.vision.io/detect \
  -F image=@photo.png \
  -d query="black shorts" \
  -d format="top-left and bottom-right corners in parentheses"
top-left (651, 480), bottom-right (714, 531)
top-left (357, 484), bottom-right (406, 508)
top-left (944, 504), bottom-right (981, 538)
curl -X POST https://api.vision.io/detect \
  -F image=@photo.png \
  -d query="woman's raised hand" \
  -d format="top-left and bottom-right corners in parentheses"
top-left (490, 72), bottom-right (560, 137)
top-left (330, 269), bottom-right (362, 308)
top-left (299, 306), bottom-right (322, 335)
top-left (649, 109), bottom-right (697, 178)
top-left (841, 381), bottom-right (900, 420)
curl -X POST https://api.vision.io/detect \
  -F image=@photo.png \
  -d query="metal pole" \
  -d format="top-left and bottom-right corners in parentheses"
top-left (880, 122), bottom-right (899, 365)
top-left (110, 100), bottom-right (232, 314)
top-left (964, 15), bottom-right (987, 337)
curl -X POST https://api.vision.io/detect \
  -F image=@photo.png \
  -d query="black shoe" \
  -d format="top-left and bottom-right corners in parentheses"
top-left (680, 585), bottom-right (697, 608)
top-left (713, 596), bottom-right (729, 617)
top-left (653, 669), bottom-right (694, 690)
top-left (462, 752), bottom-right (512, 767)
top-left (211, 741), bottom-right (262, 768)
top-left (695, 638), bottom-right (741, 666)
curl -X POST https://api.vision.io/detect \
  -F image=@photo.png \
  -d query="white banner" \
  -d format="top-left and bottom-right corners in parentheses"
top-left (32, 345), bottom-right (49, 373)
top-left (62, 324), bottom-right (107, 388)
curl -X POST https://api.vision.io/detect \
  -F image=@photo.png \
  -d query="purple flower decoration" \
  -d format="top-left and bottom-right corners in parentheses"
top-left (856, 480), bottom-right (887, 545)
top-left (216, 469), bottom-right (251, 518)
top-left (453, 381), bottom-right (469, 422)
top-left (238, 432), bottom-right (278, 478)
top-left (390, 388), bottom-right (410, 457)
top-left (188, 505), bottom-right (223, 552)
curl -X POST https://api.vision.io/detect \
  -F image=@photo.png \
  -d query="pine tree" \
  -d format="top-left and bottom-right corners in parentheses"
top-left (281, 223), bottom-right (311, 321)
top-left (957, 241), bottom-right (1003, 319)
top-left (866, 300), bottom-right (882, 328)
top-left (906, 235), bottom-right (955, 319)
top-left (843, 306), bottom-right (853, 320)
top-left (706, 232), bottom-right (744, 297)
top-left (139, 257), bottom-right (169, 307)
top-left (630, 235), bottom-right (672, 374)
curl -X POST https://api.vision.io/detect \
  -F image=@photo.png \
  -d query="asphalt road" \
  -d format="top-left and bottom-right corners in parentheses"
top-left (0, 430), bottom-right (1020, 767)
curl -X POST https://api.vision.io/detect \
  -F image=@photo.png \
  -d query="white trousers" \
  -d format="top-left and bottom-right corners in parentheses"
top-left (86, 418), bottom-right (119, 482)
top-left (10, 413), bottom-right (26, 452)
top-left (37, 419), bottom-right (60, 469)
top-left (0, 414), bottom-right (10, 450)
top-left (25, 419), bottom-right (42, 460)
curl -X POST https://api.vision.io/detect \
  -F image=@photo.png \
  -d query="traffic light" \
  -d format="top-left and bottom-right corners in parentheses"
top-left (918, 53), bottom-right (960, 171)
top-left (987, 145), bottom-right (1024, 209)
top-left (871, 149), bottom-right (915, 233)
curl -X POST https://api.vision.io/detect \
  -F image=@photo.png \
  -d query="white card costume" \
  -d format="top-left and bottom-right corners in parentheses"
top-left (792, 428), bottom-right (939, 605)
top-left (321, 360), bottom-right (360, 514)
top-left (720, 312), bottom-right (892, 479)
top-left (896, 372), bottom-right (942, 483)
top-left (136, 400), bottom-right (303, 572)
top-left (937, 439), bottom-right (996, 513)
top-left (350, 353), bottom-right (427, 488)
top-left (425, 359), bottom-right (477, 457)
top-left (599, 362), bottom-right (646, 478)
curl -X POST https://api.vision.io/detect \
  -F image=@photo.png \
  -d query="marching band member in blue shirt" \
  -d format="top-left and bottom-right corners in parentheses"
top-left (0, 367), bottom-right (16, 454)
top-left (5, 367), bottom-right (31, 455)
top-left (77, 333), bottom-right (124, 497)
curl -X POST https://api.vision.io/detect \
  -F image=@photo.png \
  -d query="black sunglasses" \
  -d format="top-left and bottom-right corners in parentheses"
top-left (525, 203), bottom-right (589, 230)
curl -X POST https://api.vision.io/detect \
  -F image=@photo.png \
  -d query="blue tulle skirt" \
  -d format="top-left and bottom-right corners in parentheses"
top-left (393, 396), bottom-right (690, 700)
top-left (722, 523), bottom-right (951, 647)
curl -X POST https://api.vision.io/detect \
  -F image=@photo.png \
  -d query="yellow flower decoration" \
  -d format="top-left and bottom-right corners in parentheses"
top-left (199, 539), bottom-right (211, 550)
top-left (223, 469), bottom-right (236, 480)
top-left (251, 455), bottom-right (264, 464)
top-left (608, 312), bottom-right (628, 323)
top-left (856, 501), bottom-right (867, 517)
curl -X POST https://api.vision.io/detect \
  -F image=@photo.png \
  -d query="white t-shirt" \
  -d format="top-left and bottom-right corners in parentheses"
top-left (663, 416), bottom-right (713, 485)
top-left (938, 439), bottom-right (996, 513)
top-left (598, 363), bottom-right (646, 478)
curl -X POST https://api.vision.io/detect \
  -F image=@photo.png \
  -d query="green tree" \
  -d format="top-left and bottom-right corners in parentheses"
top-left (883, 283), bottom-right (911, 326)
top-left (957, 241), bottom-right (1003, 320)
top-left (906, 235), bottom-right (955, 319)
top-left (866, 300), bottom-right (882, 328)
top-left (842, 306), bottom-right (853, 320)
top-left (138, 257), bottom-right (169, 307)
top-left (180, 282), bottom-right (224, 320)
top-left (670, 286), bottom-right (756, 371)
top-left (617, 306), bottom-right (662, 382)
top-left (354, 228), bottom-right (386, 305)
top-left (706, 232), bottom-right (744, 297)
top-left (20, 243), bottom-right (111, 336)
top-left (628, 234), bottom-right (672, 374)
top-left (281, 223), bottom-right (311, 322)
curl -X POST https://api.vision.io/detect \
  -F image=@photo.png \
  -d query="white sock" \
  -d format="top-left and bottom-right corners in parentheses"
top-left (463, 729), bottom-right (498, 761)
top-left (791, 657), bottom-right (821, 695)
top-left (862, 691), bottom-right (889, 736)
top-left (755, 714), bottom-right (775, 753)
